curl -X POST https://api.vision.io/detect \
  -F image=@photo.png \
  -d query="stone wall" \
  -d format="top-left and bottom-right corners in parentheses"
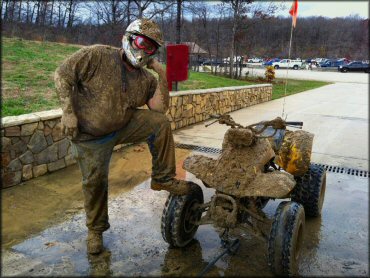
top-left (1, 84), bottom-right (272, 188)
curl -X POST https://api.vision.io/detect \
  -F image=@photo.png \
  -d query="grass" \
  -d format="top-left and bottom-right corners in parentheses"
top-left (178, 71), bottom-right (255, 90)
top-left (2, 37), bottom-right (81, 116)
top-left (1, 37), bottom-right (330, 117)
top-left (271, 79), bottom-right (330, 100)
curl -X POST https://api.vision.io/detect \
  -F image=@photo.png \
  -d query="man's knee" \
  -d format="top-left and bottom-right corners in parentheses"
top-left (147, 111), bottom-right (171, 132)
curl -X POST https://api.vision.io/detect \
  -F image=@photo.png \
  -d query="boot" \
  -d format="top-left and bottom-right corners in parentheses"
top-left (151, 178), bottom-right (192, 195)
top-left (87, 230), bottom-right (103, 254)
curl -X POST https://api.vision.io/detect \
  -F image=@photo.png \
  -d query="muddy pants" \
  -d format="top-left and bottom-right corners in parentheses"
top-left (71, 109), bottom-right (176, 232)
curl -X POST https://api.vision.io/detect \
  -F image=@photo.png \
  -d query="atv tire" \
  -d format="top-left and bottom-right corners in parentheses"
top-left (268, 201), bottom-right (305, 276)
top-left (161, 182), bottom-right (204, 247)
top-left (291, 164), bottom-right (326, 217)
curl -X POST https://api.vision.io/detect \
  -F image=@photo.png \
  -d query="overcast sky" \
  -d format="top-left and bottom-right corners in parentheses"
top-left (278, 1), bottom-right (368, 18)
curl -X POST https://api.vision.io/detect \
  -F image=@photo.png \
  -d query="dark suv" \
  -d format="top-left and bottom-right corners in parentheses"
top-left (320, 60), bottom-right (346, 68)
top-left (338, 61), bottom-right (370, 73)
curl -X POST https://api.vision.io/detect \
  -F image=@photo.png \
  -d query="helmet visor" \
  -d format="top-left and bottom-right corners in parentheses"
top-left (132, 35), bottom-right (158, 55)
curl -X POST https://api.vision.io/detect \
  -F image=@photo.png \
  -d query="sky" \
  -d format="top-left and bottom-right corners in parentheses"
top-left (277, 1), bottom-right (368, 19)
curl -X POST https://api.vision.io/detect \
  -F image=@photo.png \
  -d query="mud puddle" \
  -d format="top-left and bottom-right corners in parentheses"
top-left (1, 143), bottom-right (191, 250)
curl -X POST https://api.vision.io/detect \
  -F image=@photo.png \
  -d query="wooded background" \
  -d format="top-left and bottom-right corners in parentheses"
top-left (2, 1), bottom-right (368, 62)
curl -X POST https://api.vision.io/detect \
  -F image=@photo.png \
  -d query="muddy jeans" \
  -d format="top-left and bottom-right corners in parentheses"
top-left (71, 109), bottom-right (176, 232)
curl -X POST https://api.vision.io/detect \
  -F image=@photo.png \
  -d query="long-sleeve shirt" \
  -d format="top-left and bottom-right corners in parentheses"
top-left (54, 44), bottom-right (157, 140)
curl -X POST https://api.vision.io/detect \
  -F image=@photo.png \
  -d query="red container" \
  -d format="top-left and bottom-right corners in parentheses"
top-left (166, 44), bottom-right (189, 91)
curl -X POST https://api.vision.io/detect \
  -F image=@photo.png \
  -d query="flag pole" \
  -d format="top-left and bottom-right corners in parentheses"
top-left (281, 12), bottom-right (295, 119)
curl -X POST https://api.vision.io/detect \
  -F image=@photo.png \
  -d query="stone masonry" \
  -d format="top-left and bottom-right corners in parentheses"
top-left (1, 84), bottom-right (272, 188)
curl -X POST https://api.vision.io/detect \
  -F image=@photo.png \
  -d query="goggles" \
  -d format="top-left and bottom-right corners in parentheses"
top-left (131, 34), bottom-right (158, 55)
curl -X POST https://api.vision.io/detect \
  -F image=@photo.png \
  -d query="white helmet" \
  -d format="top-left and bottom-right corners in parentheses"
top-left (122, 18), bottom-right (163, 68)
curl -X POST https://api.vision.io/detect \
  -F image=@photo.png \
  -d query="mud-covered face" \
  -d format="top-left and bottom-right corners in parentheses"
top-left (122, 34), bottom-right (152, 68)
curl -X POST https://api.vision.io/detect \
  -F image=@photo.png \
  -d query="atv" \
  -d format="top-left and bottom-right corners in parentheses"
top-left (160, 114), bottom-right (326, 276)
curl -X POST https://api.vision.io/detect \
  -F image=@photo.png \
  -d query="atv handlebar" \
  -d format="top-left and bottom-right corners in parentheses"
top-left (206, 114), bottom-right (303, 131)
top-left (285, 121), bottom-right (303, 127)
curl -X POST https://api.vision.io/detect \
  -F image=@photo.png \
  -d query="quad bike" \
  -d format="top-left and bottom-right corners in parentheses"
top-left (160, 114), bottom-right (327, 276)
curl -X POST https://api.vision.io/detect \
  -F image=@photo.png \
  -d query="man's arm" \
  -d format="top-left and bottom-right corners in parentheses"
top-left (54, 48), bottom-right (93, 139)
top-left (146, 58), bottom-right (169, 114)
top-left (54, 66), bottom-right (78, 139)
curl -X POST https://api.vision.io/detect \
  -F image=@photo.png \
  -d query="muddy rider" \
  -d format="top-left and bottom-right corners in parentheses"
top-left (54, 18), bottom-right (191, 254)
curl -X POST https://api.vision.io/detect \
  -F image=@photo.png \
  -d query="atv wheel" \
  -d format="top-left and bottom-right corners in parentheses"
top-left (291, 164), bottom-right (326, 217)
top-left (268, 201), bottom-right (305, 276)
top-left (161, 182), bottom-right (204, 247)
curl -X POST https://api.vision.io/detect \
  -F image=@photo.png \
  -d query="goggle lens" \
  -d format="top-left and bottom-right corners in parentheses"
top-left (133, 35), bottom-right (157, 55)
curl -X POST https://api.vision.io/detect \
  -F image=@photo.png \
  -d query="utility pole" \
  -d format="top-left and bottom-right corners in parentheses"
top-left (176, 0), bottom-right (181, 44)
top-left (174, 0), bottom-right (182, 91)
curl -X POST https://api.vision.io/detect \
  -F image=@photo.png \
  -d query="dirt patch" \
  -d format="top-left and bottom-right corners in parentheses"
top-left (1, 144), bottom-right (190, 249)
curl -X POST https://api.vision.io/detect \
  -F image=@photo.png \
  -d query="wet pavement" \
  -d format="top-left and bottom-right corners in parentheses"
top-left (1, 145), bottom-right (369, 276)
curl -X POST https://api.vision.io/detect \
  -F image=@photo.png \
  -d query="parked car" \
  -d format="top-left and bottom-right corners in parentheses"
top-left (202, 58), bottom-right (223, 66)
top-left (319, 60), bottom-right (347, 68)
top-left (338, 61), bottom-right (370, 73)
top-left (248, 57), bottom-right (263, 63)
top-left (272, 59), bottom-right (303, 70)
top-left (263, 58), bottom-right (280, 66)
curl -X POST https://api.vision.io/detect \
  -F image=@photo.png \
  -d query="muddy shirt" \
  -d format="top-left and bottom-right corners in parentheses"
top-left (54, 44), bottom-right (157, 139)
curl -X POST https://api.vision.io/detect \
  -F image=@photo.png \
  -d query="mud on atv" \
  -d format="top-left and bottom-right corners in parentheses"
top-left (160, 114), bottom-right (326, 276)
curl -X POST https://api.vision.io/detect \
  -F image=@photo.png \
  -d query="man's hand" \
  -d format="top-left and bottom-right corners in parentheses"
top-left (147, 58), bottom-right (163, 73)
top-left (61, 113), bottom-right (78, 139)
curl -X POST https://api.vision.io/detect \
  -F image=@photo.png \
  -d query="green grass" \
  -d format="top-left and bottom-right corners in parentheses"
top-left (178, 71), bottom-right (255, 90)
top-left (1, 37), bottom-right (330, 117)
top-left (272, 79), bottom-right (330, 100)
top-left (2, 37), bottom-right (81, 116)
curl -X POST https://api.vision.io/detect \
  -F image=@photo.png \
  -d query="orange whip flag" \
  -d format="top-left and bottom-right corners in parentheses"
top-left (289, 0), bottom-right (298, 28)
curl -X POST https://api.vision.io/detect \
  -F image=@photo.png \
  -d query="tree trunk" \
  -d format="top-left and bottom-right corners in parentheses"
top-left (41, 1), bottom-right (48, 26)
top-left (2, 0), bottom-right (9, 21)
top-left (127, 0), bottom-right (131, 26)
top-left (35, 0), bottom-right (41, 25)
top-left (66, 0), bottom-right (73, 29)
top-left (18, 0), bottom-right (22, 22)
top-left (25, 0), bottom-right (30, 23)
top-left (49, 0), bottom-right (55, 25)
top-left (9, 0), bottom-right (16, 22)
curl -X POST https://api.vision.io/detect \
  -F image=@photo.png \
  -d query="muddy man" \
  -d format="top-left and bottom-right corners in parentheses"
top-left (54, 18), bottom-right (191, 254)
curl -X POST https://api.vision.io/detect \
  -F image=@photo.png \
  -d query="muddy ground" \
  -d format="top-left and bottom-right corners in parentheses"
top-left (1, 145), bottom-right (369, 276)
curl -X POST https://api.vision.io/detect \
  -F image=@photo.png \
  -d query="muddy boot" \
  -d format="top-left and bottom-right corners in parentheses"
top-left (87, 231), bottom-right (103, 254)
top-left (151, 179), bottom-right (192, 195)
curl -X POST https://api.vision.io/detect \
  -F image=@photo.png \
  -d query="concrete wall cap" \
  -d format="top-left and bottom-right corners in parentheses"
top-left (1, 114), bottom-right (40, 128)
top-left (34, 109), bottom-right (63, 120)
top-left (2, 109), bottom-right (63, 128)
top-left (170, 84), bottom-right (271, 96)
